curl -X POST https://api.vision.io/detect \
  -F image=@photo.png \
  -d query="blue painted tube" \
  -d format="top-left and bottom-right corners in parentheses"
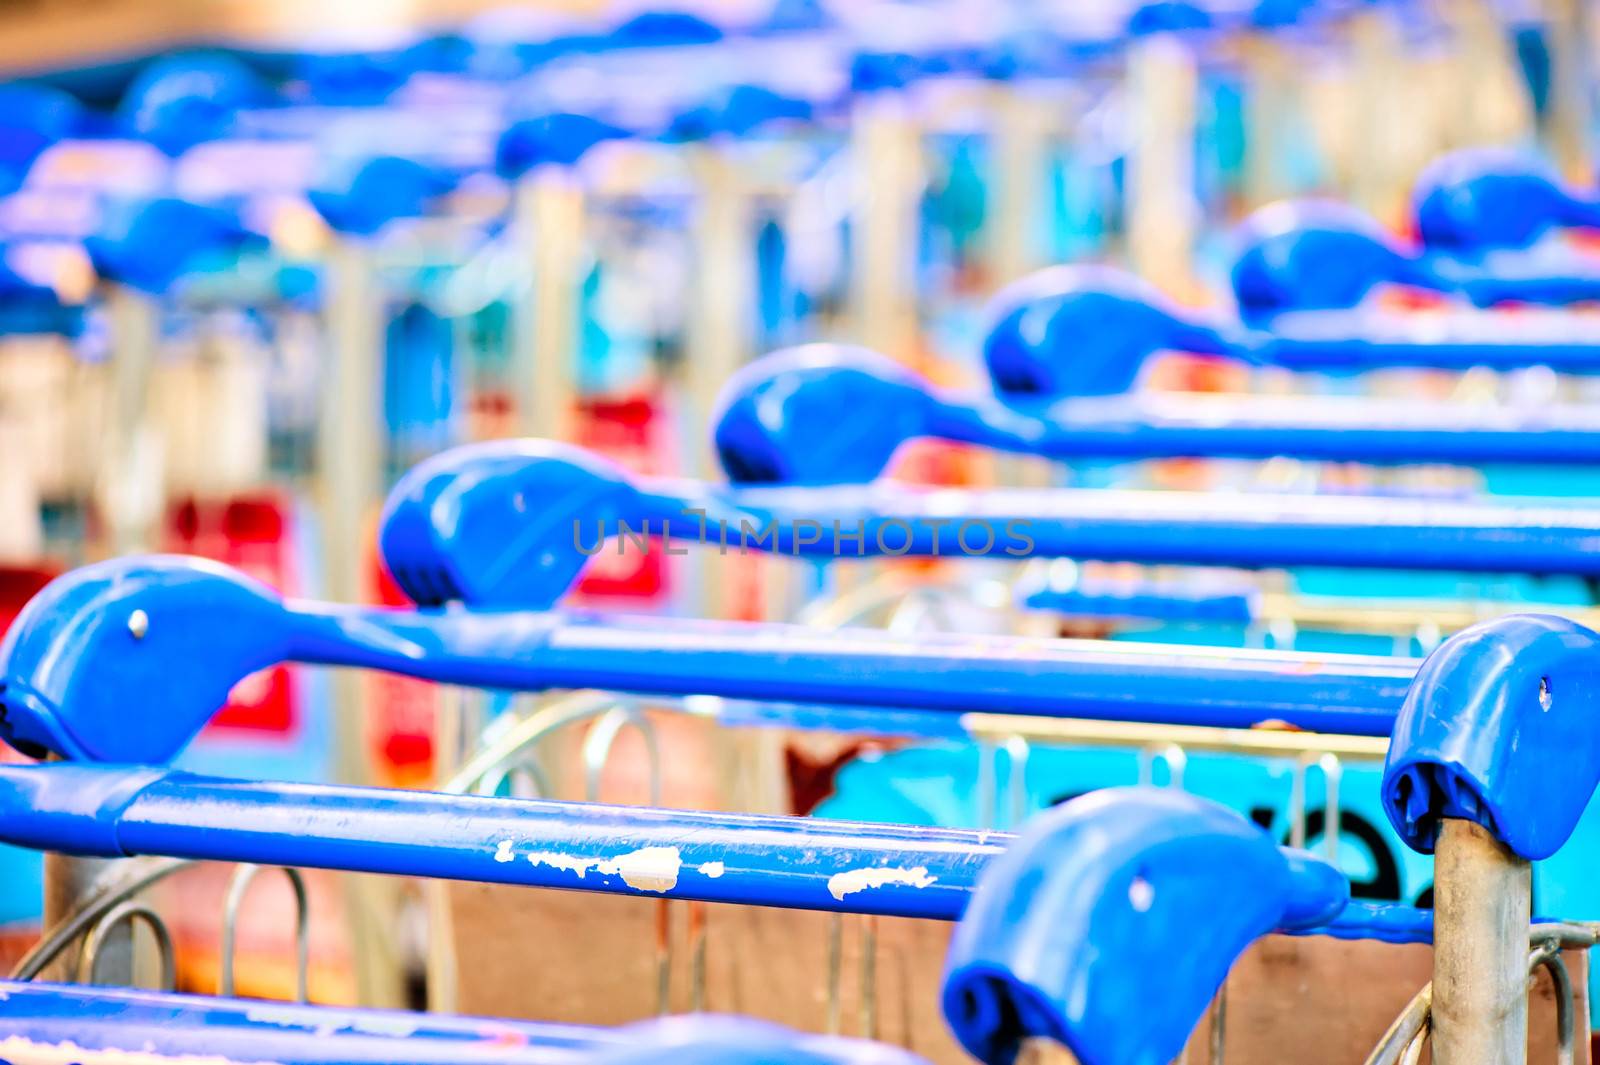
top-left (0, 982), bottom-right (922, 1065)
top-left (0, 979), bottom-right (613, 1064)
top-left (0, 556), bottom-right (1420, 765)
top-left (718, 483), bottom-right (1600, 575)
top-left (1228, 195), bottom-right (1600, 323)
top-left (1250, 328), bottom-right (1600, 375)
top-left (1020, 577), bottom-right (1258, 625)
top-left (0, 763), bottom-right (1000, 919)
top-left (1024, 392), bottom-right (1600, 465)
top-left (0, 763), bottom-right (1432, 944)
top-left (285, 608), bottom-right (1415, 736)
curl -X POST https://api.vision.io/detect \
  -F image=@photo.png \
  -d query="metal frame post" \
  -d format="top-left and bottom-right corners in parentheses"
top-left (1431, 818), bottom-right (1533, 1065)
top-left (512, 167), bottom-right (585, 443)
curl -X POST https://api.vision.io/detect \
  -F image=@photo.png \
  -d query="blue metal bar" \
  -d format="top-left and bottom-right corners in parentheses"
top-left (0, 763), bottom-right (1433, 945)
top-left (1019, 573), bottom-right (1258, 625)
top-left (721, 482), bottom-right (1600, 575)
top-left (1248, 323), bottom-right (1600, 375)
top-left (0, 980), bottom-right (920, 1064)
top-left (0, 556), bottom-right (1420, 764)
top-left (1024, 391), bottom-right (1600, 463)
top-left (0, 979), bottom-right (612, 1064)
top-left (0, 762), bottom-right (993, 918)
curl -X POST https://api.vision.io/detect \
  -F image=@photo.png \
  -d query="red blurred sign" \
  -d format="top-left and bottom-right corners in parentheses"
top-left (164, 494), bottom-right (299, 738)
top-left (369, 555), bottom-right (439, 788)
top-left (0, 564), bottom-right (61, 767)
top-left (571, 393), bottom-right (670, 605)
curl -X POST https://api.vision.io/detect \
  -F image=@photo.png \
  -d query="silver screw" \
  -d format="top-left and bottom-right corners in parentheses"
top-left (127, 609), bottom-right (149, 640)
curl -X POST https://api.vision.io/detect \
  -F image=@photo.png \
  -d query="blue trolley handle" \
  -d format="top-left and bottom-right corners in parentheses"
top-left (0, 981), bottom-right (924, 1064)
top-left (380, 439), bottom-right (1600, 609)
top-left (0, 763), bottom-right (1429, 938)
top-left (0, 766), bottom-right (1452, 1065)
top-left (0, 554), bottom-right (1416, 764)
top-left (86, 196), bottom-right (267, 298)
top-left (1229, 196), bottom-right (1600, 322)
top-left (980, 262), bottom-right (1600, 403)
top-left (1413, 148), bottom-right (1600, 257)
top-left (713, 345), bottom-right (1600, 486)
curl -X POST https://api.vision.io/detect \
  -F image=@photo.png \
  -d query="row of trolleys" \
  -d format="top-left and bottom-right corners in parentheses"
top-left (5, 391), bottom-right (1600, 1062)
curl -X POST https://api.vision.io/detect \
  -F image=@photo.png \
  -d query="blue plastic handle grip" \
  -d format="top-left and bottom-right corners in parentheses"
top-left (1383, 614), bottom-right (1600, 861)
top-left (715, 345), bottom-right (1600, 485)
top-left (87, 196), bottom-right (265, 295)
top-left (308, 154), bottom-right (459, 237)
top-left (945, 788), bottom-right (1346, 1065)
top-left (0, 981), bottom-right (922, 1065)
top-left (0, 556), bottom-right (1417, 763)
top-left (0, 763), bottom-right (1432, 949)
top-left (1413, 148), bottom-right (1600, 255)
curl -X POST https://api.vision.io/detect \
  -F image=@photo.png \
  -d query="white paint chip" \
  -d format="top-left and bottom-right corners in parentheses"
top-left (526, 851), bottom-right (602, 879)
top-left (827, 865), bottom-right (937, 901)
top-left (493, 840), bottom-right (515, 863)
top-left (596, 846), bottom-right (683, 893)
top-left (522, 846), bottom-right (684, 893)
top-left (699, 861), bottom-right (726, 879)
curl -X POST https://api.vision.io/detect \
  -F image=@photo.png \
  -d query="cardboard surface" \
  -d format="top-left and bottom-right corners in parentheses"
top-left (439, 886), bottom-right (1592, 1065)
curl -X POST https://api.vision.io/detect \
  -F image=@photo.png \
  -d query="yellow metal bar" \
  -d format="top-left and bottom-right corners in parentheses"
top-left (960, 712), bottom-right (1390, 760)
